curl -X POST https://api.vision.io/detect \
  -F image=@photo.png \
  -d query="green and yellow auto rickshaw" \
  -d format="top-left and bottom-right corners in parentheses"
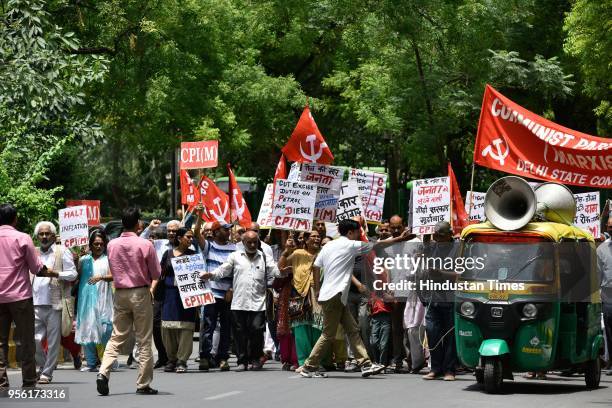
top-left (455, 177), bottom-right (604, 393)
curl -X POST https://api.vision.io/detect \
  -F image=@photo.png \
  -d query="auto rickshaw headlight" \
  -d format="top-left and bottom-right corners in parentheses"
top-left (522, 303), bottom-right (537, 318)
top-left (460, 302), bottom-right (475, 317)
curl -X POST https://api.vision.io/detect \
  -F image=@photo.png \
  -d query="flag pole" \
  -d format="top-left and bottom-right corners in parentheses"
top-left (467, 161), bottom-right (476, 220)
top-left (227, 163), bottom-right (233, 225)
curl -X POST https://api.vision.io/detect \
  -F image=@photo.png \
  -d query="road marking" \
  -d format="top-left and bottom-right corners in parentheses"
top-left (204, 390), bottom-right (243, 400)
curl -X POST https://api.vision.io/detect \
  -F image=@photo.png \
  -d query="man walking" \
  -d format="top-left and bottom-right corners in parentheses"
top-left (598, 217), bottom-right (612, 376)
top-left (96, 208), bottom-right (161, 396)
top-left (0, 204), bottom-right (46, 388)
top-left (200, 231), bottom-right (287, 371)
top-left (300, 219), bottom-right (412, 378)
top-left (32, 221), bottom-right (77, 383)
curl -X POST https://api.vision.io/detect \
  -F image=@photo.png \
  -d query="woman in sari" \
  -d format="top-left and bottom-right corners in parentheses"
top-left (279, 230), bottom-right (331, 368)
top-left (76, 230), bottom-right (114, 372)
top-left (160, 227), bottom-right (197, 373)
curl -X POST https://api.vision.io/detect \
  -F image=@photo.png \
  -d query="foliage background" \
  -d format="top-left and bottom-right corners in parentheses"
top-left (1, 0), bottom-right (610, 227)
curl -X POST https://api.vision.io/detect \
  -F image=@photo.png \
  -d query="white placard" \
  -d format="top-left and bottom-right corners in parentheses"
top-left (171, 254), bottom-right (215, 309)
top-left (465, 191), bottom-right (486, 222)
top-left (58, 205), bottom-right (89, 248)
top-left (411, 177), bottom-right (451, 235)
top-left (336, 181), bottom-right (364, 222)
top-left (270, 180), bottom-right (317, 232)
top-left (257, 183), bottom-right (275, 228)
top-left (349, 169), bottom-right (387, 223)
top-left (287, 162), bottom-right (301, 181)
top-left (300, 164), bottom-right (344, 194)
top-left (314, 192), bottom-right (339, 222)
top-left (573, 192), bottom-right (600, 238)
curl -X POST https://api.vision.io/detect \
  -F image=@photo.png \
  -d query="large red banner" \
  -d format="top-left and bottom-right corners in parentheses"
top-left (474, 85), bottom-right (611, 188)
top-left (198, 176), bottom-right (230, 224)
top-left (180, 140), bottom-right (218, 169)
top-left (66, 200), bottom-right (101, 226)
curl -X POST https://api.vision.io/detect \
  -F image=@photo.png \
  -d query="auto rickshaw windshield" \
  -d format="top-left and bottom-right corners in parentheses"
top-left (461, 242), bottom-right (555, 282)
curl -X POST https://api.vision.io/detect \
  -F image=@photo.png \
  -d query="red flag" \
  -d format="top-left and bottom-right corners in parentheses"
top-left (448, 162), bottom-right (470, 234)
top-left (198, 176), bottom-right (230, 224)
top-left (227, 164), bottom-right (252, 228)
top-left (282, 107), bottom-right (334, 164)
top-left (180, 170), bottom-right (200, 212)
top-left (273, 153), bottom-right (287, 183)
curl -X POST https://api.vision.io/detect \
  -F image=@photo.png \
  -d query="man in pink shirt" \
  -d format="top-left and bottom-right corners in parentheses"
top-left (96, 208), bottom-right (161, 396)
top-left (0, 204), bottom-right (47, 388)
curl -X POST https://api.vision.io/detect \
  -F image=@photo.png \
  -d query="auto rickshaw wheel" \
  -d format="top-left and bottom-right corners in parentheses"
top-left (483, 357), bottom-right (503, 394)
top-left (475, 368), bottom-right (484, 384)
top-left (584, 358), bottom-right (601, 389)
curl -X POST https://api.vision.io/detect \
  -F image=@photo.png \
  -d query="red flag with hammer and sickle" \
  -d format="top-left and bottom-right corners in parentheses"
top-left (227, 164), bottom-right (252, 228)
top-left (198, 176), bottom-right (230, 224)
top-left (282, 107), bottom-right (334, 164)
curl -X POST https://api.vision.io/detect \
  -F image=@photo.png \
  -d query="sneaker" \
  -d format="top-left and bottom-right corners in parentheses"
top-left (344, 361), bottom-right (359, 373)
top-left (37, 375), bottom-right (51, 384)
top-left (219, 360), bottom-right (230, 371)
top-left (199, 358), bottom-right (209, 372)
top-left (422, 372), bottom-right (441, 380)
top-left (361, 364), bottom-right (384, 378)
top-left (80, 366), bottom-right (96, 372)
top-left (300, 367), bottom-right (327, 378)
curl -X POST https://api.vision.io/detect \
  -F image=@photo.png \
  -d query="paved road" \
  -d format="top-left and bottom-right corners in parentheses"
top-left (2, 346), bottom-right (611, 408)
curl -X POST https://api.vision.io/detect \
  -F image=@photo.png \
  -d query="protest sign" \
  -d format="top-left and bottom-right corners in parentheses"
top-left (411, 177), bottom-right (451, 234)
top-left (300, 164), bottom-right (344, 194)
top-left (464, 191), bottom-right (486, 222)
top-left (573, 192), bottom-right (600, 238)
top-left (314, 193), bottom-right (339, 222)
top-left (58, 205), bottom-right (89, 248)
top-left (349, 169), bottom-right (387, 223)
top-left (270, 180), bottom-right (317, 231)
top-left (287, 162), bottom-right (301, 181)
top-left (474, 85), bottom-right (611, 188)
top-left (257, 183), bottom-right (275, 228)
top-left (171, 254), bottom-right (215, 309)
top-left (336, 181), bottom-right (364, 222)
top-left (66, 200), bottom-right (101, 226)
top-left (179, 141), bottom-right (218, 169)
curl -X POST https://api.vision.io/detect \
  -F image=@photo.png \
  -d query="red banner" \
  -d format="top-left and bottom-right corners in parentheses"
top-left (180, 140), bottom-right (219, 169)
top-left (227, 164), bottom-right (252, 228)
top-left (282, 107), bottom-right (334, 164)
top-left (474, 85), bottom-right (611, 188)
top-left (65, 200), bottom-right (100, 227)
top-left (198, 176), bottom-right (230, 224)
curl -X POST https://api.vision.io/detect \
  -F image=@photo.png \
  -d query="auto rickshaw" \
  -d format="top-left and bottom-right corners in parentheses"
top-left (455, 176), bottom-right (604, 393)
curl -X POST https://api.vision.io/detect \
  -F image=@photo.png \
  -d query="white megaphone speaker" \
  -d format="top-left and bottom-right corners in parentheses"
top-left (533, 182), bottom-right (576, 225)
top-left (484, 176), bottom-right (537, 231)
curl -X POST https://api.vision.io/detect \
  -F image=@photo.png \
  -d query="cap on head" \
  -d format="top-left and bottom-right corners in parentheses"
top-left (210, 221), bottom-right (233, 231)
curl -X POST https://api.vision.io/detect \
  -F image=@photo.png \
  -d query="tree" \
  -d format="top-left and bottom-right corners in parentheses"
top-left (0, 0), bottom-right (107, 230)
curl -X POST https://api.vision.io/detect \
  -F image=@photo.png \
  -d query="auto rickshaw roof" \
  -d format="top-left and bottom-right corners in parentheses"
top-left (460, 221), bottom-right (594, 242)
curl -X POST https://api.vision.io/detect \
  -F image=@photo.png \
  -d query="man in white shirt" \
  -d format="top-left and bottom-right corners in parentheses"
top-left (32, 221), bottom-right (77, 383)
top-left (200, 231), bottom-right (287, 371)
top-left (301, 219), bottom-right (412, 378)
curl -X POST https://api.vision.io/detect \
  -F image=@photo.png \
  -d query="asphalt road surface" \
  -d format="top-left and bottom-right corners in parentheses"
top-left (2, 344), bottom-right (611, 408)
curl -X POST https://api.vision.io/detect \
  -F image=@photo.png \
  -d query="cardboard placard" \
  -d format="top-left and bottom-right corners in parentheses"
top-left (171, 254), bottom-right (215, 309)
top-left (179, 141), bottom-right (218, 169)
top-left (58, 205), bottom-right (89, 248)
top-left (270, 180), bottom-right (317, 232)
top-left (349, 169), bottom-right (387, 223)
top-left (573, 192), bottom-right (600, 238)
top-left (411, 177), bottom-right (451, 234)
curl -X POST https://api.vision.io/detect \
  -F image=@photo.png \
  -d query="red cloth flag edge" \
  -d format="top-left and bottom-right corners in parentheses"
top-left (227, 163), bottom-right (252, 228)
top-left (448, 162), bottom-right (470, 234)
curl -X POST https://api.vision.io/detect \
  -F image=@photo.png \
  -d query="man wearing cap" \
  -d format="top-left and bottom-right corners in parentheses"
top-left (194, 213), bottom-right (236, 372)
top-left (419, 221), bottom-right (458, 381)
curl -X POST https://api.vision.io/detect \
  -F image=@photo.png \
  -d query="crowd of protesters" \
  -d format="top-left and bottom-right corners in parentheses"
top-left (0, 202), bottom-right (611, 395)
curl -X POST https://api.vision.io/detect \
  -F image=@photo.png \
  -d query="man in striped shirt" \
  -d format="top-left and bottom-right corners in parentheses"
top-left (195, 216), bottom-right (236, 372)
